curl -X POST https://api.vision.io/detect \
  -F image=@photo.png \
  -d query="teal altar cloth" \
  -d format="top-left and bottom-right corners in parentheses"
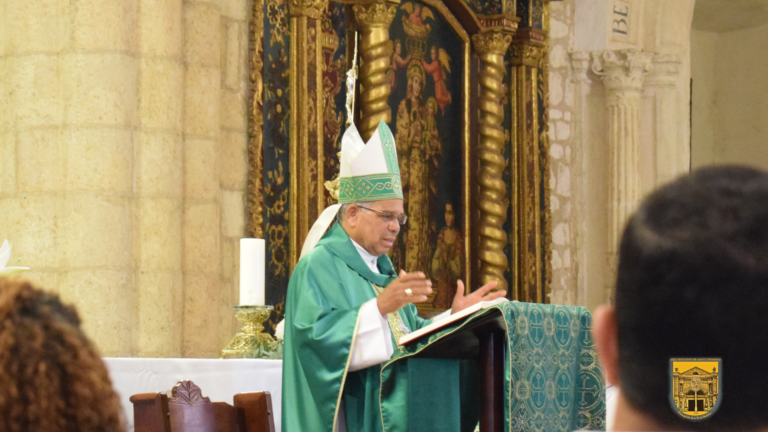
top-left (384, 301), bottom-right (606, 432)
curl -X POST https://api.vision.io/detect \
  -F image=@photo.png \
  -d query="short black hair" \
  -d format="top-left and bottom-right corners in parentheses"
top-left (616, 165), bottom-right (768, 431)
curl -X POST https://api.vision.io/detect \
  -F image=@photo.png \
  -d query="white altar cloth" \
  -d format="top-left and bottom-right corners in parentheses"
top-left (103, 358), bottom-right (283, 432)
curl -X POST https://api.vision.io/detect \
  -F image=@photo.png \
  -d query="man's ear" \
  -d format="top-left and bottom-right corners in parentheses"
top-left (593, 305), bottom-right (620, 386)
top-left (345, 205), bottom-right (359, 228)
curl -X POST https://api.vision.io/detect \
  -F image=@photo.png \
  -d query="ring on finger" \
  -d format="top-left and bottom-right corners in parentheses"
top-left (405, 288), bottom-right (413, 297)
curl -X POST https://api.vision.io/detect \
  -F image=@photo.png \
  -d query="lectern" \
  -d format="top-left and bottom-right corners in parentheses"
top-left (394, 302), bottom-right (606, 432)
top-left (403, 309), bottom-right (506, 431)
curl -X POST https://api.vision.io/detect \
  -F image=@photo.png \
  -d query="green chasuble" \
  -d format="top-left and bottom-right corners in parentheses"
top-left (282, 222), bottom-right (477, 432)
top-left (282, 222), bottom-right (605, 431)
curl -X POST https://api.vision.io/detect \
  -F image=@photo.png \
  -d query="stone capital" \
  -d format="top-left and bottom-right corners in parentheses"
top-left (591, 49), bottom-right (653, 93)
top-left (352, 3), bottom-right (397, 29)
top-left (472, 31), bottom-right (513, 57)
top-left (289, 0), bottom-right (327, 19)
top-left (645, 53), bottom-right (682, 88)
top-left (570, 51), bottom-right (591, 83)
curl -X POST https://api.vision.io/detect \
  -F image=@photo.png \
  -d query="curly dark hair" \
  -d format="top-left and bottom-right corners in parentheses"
top-left (0, 278), bottom-right (124, 432)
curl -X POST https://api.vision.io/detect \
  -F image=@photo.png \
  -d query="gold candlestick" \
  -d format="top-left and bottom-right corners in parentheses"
top-left (220, 305), bottom-right (280, 359)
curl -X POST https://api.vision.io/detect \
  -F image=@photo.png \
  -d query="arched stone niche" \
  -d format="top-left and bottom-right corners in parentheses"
top-left (562, 0), bottom-right (695, 308)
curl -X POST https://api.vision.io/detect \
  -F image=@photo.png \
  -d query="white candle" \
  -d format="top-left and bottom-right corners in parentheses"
top-left (239, 238), bottom-right (265, 306)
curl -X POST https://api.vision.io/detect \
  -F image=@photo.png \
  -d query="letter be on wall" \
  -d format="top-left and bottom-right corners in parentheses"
top-left (610, 0), bottom-right (640, 45)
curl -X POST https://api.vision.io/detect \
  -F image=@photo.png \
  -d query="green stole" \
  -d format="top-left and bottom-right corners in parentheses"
top-left (282, 222), bottom-right (475, 432)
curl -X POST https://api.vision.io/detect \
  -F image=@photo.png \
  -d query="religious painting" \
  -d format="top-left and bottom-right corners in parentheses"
top-left (386, 0), bottom-right (468, 317)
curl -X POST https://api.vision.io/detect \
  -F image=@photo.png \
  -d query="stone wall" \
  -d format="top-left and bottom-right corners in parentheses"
top-left (691, 23), bottom-right (768, 171)
top-left (547, 0), bottom-right (694, 311)
top-left (0, 0), bottom-right (250, 358)
top-left (547, 0), bottom-right (577, 306)
top-left (690, 29), bottom-right (717, 168)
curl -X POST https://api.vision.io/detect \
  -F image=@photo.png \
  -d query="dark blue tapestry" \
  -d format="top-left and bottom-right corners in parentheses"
top-left (262, 0), bottom-right (291, 316)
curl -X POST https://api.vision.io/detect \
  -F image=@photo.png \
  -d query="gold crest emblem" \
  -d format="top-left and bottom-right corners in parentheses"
top-left (669, 358), bottom-right (722, 421)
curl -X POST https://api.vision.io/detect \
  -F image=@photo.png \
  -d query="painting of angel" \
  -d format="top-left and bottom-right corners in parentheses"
top-left (387, 39), bottom-right (411, 93)
top-left (401, 2), bottom-right (435, 31)
top-left (422, 45), bottom-right (452, 114)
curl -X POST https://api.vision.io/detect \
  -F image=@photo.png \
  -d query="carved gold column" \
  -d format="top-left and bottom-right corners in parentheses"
top-left (248, 0), bottom-right (265, 239)
top-left (351, 2), bottom-right (397, 141)
top-left (591, 49), bottom-right (652, 290)
top-left (509, 29), bottom-right (546, 303)
top-left (289, 0), bottom-right (328, 268)
top-left (473, 31), bottom-right (513, 293)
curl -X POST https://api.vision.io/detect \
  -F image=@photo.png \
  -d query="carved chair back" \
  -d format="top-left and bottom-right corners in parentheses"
top-left (130, 380), bottom-right (275, 432)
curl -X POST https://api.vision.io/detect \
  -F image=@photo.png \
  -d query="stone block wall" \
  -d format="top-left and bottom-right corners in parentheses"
top-left (546, 0), bottom-right (694, 311)
top-left (547, 0), bottom-right (578, 306)
top-left (0, 0), bottom-right (250, 358)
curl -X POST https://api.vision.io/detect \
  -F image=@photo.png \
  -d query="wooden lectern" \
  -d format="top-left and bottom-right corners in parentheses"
top-left (406, 309), bottom-right (507, 432)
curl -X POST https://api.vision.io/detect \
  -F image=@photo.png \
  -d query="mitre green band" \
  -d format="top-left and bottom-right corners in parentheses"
top-left (338, 173), bottom-right (403, 203)
top-left (378, 121), bottom-right (400, 176)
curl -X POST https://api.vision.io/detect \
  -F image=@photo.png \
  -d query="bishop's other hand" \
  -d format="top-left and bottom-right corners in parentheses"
top-left (451, 280), bottom-right (506, 314)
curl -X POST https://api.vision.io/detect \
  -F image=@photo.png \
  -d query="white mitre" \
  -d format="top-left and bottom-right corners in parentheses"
top-left (299, 120), bottom-right (402, 259)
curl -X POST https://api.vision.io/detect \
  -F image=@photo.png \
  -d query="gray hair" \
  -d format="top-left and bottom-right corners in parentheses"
top-left (336, 201), bottom-right (373, 223)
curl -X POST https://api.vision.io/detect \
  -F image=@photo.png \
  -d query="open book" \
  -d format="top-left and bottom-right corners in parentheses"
top-left (398, 297), bottom-right (509, 346)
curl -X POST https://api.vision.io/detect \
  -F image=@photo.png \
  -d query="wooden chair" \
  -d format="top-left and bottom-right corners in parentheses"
top-left (130, 392), bottom-right (171, 432)
top-left (233, 392), bottom-right (276, 432)
top-left (130, 380), bottom-right (275, 432)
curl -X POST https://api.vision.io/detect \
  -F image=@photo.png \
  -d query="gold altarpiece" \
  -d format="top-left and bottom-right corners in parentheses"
top-left (247, 0), bottom-right (553, 320)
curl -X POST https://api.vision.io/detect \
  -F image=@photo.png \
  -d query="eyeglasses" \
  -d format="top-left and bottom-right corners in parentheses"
top-left (356, 206), bottom-right (408, 226)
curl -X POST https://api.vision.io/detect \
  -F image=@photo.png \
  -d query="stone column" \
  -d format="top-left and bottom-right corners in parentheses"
top-left (591, 49), bottom-right (652, 281)
top-left (134, 0), bottom-right (185, 357)
top-left (288, 0), bottom-right (328, 269)
top-left (509, 29), bottom-right (547, 303)
top-left (0, 0), bottom-right (138, 356)
top-left (352, 2), bottom-right (397, 142)
top-left (220, 0), bottom-right (253, 349)
top-left (569, 51), bottom-right (596, 307)
top-left (644, 53), bottom-right (687, 187)
top-left (182, 0), bottom-right (223, 357)
top-left (473, 31), bottom-right (513, 293)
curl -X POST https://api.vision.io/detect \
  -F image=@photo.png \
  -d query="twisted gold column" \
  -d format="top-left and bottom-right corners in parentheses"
top-left (352, 3), bottom-right (397, 142)
top-left (473, 32), bottom-right (512, 293)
